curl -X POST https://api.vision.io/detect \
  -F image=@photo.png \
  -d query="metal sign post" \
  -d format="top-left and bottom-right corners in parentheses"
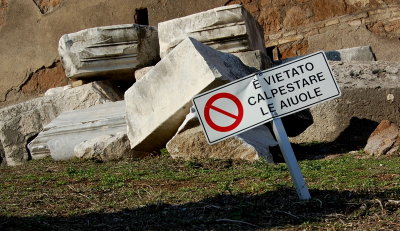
top-left (272, 118), bottom-right (311, 200)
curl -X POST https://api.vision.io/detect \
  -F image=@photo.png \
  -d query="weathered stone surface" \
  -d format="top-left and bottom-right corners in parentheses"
top-left (278, 40), bottom-right (309, 60)
top-left (71, 80), bottom-right (88, 88)
top-left (312, 0), bottom-right (347, 21)
top-left (345, 0), bottom-right (370, 8)
top-left (0, 0), bottom-right (227, 108)
top-left (325, 46), bottom-right (376, 62)
top-left (21, 60), bottom-right (69, 96)
top-left (125, 37), bottom-right (256, 152)
top-left (2, 61), bottom-right (70, 108)
top-left (33, 0), bottom-right (63, 14)
top-left (0, 81), bottom-right (121, 166)
top-left (166, 109), bottom-right (277, 162)
top-left (74, 132), bottom-right (149, 161)
top-left (44, 85), bottom-right (72, 96)
top-left (364, 120), bottom-right (400, 156)
top-left (232, 50), bottom-right (270, 70)
top-left (291, 61), bottom-right (400, 146)
top-left (28, 101), bottom-right (126, 161)
top-left (366, 18), bottom-right (400, 39)
top-left (258, 6), bottom-right (281, 33)
top-left (134, 66), bottom-right (154, 81)
top-left (0, 0), bottom-right (7, 26)
top-left (308, 24), bottom-right (400, 62)
top-left (158, 4), bottom-right (269, 62)
top-left (283, 5), bottom-right (312, 29)
top-left (59, 24), bottom-right (159, 80)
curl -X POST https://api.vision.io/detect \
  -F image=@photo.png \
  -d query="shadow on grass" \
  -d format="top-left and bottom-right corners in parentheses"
top-left (1, 188), bottom-right (399, 230)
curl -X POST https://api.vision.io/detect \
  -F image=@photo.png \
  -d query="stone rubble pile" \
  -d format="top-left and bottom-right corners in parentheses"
top-left (2, 4), bottom-right (399, 166)
top-left (0, 81), bottom-right (122, 166)
top-left (0, 5), bottom-right (282, 166)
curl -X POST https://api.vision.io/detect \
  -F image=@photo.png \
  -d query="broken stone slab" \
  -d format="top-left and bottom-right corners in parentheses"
top-left (325, 46), bottom-right (376, 62)
top-left (291, 61), bottom-right (400, 146)
top-left (59, 24), bottom-right (159, 80)
top-left (74, 132), bottom-right (149, 161)
top-left (166, 109), bottom-right (277, 162)
top-left (0, 81), bottom-right (121, 166)
top-left (28, 101), bottom-right (127, 161)
top-left (364, 120), bottom-right (400, 156)
top-left (273, 46), bottom-right (376, 66)
top-left (125, 37), bottom-right (256, 152)
top-left (158, 5), bottom-right (270, 64)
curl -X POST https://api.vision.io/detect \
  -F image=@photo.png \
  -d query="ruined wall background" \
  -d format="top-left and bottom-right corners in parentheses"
top-left (0, 0), bottom-right (226, 108)
top-left (229, 0), bottom-right (400, 60)
top-left (0, 0), bottom-right (399, 108)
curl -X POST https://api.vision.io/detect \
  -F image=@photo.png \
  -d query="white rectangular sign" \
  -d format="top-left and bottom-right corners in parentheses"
top-left (193, 51), bottom-right (341, 144)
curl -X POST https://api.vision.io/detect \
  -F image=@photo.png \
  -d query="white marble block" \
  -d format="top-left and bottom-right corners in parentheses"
top-left (158, 5), bottom-right (268, 60)
top-left (124, 37), bottom-right (256, 152)
top-left (59, 24), bottom-right (159, 80)
top-left (28, 101), bottom-right (127, 161)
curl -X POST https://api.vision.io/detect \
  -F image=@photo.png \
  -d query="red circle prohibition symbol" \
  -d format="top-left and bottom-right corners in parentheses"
top-left (204, 92), bottom-right (244, 132)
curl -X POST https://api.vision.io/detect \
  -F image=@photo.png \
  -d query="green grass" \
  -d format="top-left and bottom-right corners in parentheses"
top-left (0, 150), bottom-right (399, 230)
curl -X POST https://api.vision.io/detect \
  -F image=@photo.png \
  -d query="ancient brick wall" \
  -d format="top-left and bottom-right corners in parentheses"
top-left (264, 3), bottom-right (400, 59)
top-left (228, 0), bottom-right (400, 60)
